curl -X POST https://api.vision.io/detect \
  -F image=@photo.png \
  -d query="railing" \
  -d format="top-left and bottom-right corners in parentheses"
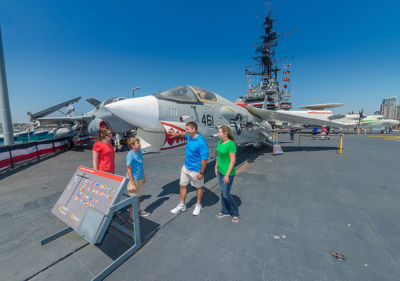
top-left (0, 136), bottom-right (90, 174)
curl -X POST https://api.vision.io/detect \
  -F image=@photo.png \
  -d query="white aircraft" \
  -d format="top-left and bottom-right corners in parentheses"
top-left (245, 102), bottom-right (399, 129)
top-left (104, 85), bottom-right (273, 154)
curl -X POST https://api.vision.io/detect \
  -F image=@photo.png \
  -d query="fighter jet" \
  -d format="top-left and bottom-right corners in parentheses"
top-left (104, 85), bottom-right (273, 154)
top-left (30, 96), bottom-right (137, 151)
top-left (246, 102), bottom-right (400, 130)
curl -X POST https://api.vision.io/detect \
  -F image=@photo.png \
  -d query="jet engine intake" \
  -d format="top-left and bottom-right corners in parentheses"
top-left (87, 118), bottom-right (110, 136)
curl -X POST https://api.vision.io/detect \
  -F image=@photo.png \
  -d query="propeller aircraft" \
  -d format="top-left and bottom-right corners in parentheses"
top-left (246, 102), bottom-right (399, 130)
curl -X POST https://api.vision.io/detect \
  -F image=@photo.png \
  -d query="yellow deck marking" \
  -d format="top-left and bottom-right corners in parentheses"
top-left (368, 136), bottom-right (400, 140)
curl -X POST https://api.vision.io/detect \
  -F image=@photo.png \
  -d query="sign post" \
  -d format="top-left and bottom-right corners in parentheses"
top-left (41, 166), bottom-right (141, 281)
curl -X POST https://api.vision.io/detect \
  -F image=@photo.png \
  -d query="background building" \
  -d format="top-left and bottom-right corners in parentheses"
top-left (380, 96), bottom-right (397, 119)
top-left (395, 106), bottom-right (400, 121)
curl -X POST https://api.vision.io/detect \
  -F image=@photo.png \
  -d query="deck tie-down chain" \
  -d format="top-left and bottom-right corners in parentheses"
top-left (331, 251), bottom-right (345, 260)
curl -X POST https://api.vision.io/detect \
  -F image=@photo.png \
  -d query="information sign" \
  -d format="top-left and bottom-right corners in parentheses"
top-left (272, 142), bottom-right (283, 155)
top-left (52, 166), bottom-right (127, 230)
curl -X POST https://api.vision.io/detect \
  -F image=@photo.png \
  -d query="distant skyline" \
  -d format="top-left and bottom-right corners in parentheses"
top-left (1, 0), bottom-right (400, 123)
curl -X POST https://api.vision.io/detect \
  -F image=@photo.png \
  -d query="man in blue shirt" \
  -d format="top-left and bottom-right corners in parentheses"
top-left (169, 122), bottom-right (209, 216)
top-left (312, 126), bottom-right (318, 140)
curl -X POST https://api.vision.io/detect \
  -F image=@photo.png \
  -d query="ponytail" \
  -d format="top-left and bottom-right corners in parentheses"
top-left (220, 125), bottom-right (235, 142)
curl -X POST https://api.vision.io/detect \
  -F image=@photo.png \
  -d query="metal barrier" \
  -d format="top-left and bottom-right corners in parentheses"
top-left (0, 136), bottom-right (90, 174)
top-left (357, 128), bottom-right (369, 135)
top-left (298, 134), bottom-right (343, 154)
top-left (271, 132), bottom-right (278, 142)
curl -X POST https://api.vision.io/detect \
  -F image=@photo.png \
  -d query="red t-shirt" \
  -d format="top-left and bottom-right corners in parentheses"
top-left (93, 141), bottom-right (115, 173)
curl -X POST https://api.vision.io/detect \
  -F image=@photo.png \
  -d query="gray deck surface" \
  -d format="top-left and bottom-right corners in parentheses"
top-left (0, 131), bottom-right (399, 281)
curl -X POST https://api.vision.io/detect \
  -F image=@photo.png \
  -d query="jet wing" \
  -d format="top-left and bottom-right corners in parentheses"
top-left (34, 116), bottom-right (93, 127)
top-left (27, 97), bottom-right (81, 121)
top-left (247, 107), bottom-right (357, 128)
top-left (245, 106), bottom-right (277, 122)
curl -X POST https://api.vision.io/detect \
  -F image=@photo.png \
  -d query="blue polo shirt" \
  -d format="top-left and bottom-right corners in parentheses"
top-left (313, 126), bottom-right (318, 133)
top-left (184, 132), bottom-right (209, 172)
top-left (126, 149), bottom-right (143, 180)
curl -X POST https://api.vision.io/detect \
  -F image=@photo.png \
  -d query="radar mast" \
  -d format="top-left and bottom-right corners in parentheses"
top-left (242, 0), bottom-right (296, 110)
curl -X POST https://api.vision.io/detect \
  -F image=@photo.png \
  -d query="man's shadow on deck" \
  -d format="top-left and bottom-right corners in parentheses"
top-left (105, 146), bottom-right (264, 257)
top-left (148, 145), bottom-right (266, 212)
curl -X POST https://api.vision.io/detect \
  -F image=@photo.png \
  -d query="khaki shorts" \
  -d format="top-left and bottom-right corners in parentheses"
top-left (127, 178), bottom-right (144, 197)
top-left (180, 165), bottom-right (204, 188)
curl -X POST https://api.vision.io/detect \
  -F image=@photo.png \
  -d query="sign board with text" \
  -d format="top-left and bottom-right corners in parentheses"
top-left (272, 142), bottom-right (283, 155)
top-left (51, 166), bottom-right (127, 231)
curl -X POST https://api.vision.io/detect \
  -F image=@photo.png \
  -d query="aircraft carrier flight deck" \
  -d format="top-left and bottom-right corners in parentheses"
top-left (0, 132), bottom-right (399, 281)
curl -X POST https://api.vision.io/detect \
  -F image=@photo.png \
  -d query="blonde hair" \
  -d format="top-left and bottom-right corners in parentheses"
top-left (219, 125), bottom-right (235, 141)
top-left (127, 137), bottom-right (140, 148)
top-left (98, 126), bottom-right (110, 141)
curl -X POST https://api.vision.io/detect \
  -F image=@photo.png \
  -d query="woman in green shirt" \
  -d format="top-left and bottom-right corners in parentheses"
top-left (215, 126), bottom-right (239, 223)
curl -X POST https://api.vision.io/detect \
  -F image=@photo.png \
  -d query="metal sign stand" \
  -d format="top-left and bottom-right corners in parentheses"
top-left (41, 194), bottom-right (141, 281)
top-left (41, 195), bottom-right (141, 281)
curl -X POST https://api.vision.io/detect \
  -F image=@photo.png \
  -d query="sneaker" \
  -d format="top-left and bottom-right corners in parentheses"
top-left (171, 204), bottom-right (186, 214)
top-left (216, 213), bottom-right (230, 218)
top-left (139, 210), bottom-right (150, 217)
top-left (232, 216), bottom-right (239, 223)
top-left (193, 204), bottom-right (202, 216)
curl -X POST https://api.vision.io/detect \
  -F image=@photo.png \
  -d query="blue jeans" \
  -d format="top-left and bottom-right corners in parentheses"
top-left (290, 133), bottom-right (294, 140)
top-left (217, 172), bottom-right (239, 216)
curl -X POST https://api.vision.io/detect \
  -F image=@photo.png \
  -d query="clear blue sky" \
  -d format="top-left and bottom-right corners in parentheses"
top-left (1, 0), bottom-right (399, 123)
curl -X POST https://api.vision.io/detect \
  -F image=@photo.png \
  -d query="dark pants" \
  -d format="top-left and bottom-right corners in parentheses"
top-left (217, 172), bottom-right (239, 216)
top-left (290, 133), bottom-right (294, 140)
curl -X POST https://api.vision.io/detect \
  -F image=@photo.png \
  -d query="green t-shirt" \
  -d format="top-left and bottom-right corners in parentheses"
top-left (216, 140), bottom-right (237, 176)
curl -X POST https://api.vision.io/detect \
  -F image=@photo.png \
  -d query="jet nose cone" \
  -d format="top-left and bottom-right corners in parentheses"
top-left (105, 96), bottom-right (159, 131)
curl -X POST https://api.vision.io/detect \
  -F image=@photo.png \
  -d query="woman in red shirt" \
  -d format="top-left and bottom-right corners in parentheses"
top-left (92, 126), bottom-right (115, 173)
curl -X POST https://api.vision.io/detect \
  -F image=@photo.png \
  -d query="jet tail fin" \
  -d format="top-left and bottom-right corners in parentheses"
top-left (27, 97), bottom-right (81, 121)
top-left (86, 98), bottom-right (102, 107)
top-left (66, 105), bottom-right (75, 117)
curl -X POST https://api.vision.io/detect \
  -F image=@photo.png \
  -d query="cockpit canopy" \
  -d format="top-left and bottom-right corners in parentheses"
top-left (154, 86), bottom-right (217, 103)
top-left (191, 86), bottom-right (217, 102)
top-left (104, 97), bottom-right (127, 105)
top-left (100, 97), bottom-right (127, 109)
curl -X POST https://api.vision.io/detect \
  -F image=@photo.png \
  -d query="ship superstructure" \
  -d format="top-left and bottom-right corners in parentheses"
top-left (241, 0), bottom-right (296, 110)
